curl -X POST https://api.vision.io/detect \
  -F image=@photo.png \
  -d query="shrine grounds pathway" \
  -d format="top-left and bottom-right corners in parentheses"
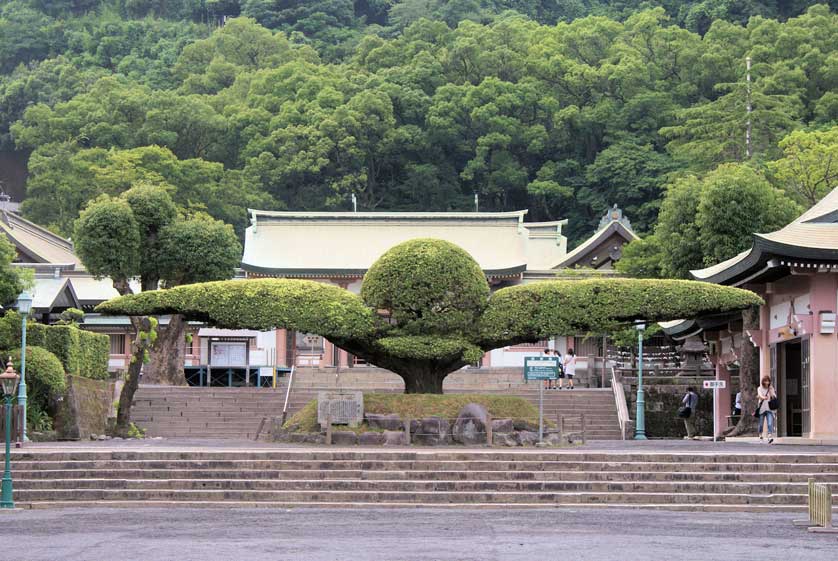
top-left (3, 506), bottom-right (838, 561)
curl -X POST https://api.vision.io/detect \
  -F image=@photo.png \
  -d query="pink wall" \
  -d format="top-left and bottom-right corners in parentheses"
top-left (808, 274), bottom-right (838, 438)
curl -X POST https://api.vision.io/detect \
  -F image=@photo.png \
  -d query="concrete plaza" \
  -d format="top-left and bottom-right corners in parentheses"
top-left (2, 506), bottom-right (837, 561)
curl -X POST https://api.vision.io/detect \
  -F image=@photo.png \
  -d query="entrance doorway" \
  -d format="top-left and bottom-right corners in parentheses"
top-left (774, 339), bottom-right (810, 437)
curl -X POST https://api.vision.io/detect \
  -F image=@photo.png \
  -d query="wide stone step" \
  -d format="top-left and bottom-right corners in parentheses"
top-left (14, 478), bottom-right (828, 496)
top-left (11, 488), bottom-right (813, 505)
top-left (10, 459), bottom-right (838, 473)
top-left (13, 468), bottom-right (838, 484)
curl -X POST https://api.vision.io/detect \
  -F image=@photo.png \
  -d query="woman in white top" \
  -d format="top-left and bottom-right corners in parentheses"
top-left (563, 349), bottom-right (576, 390)
top-left (757, 376), bottom-right (777, 444)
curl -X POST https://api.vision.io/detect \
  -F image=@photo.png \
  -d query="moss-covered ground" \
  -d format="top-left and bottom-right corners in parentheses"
top-left (284, 393), bottom-right (546, 433)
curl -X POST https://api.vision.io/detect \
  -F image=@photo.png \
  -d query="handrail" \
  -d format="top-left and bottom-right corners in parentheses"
top-left (280, 365), bottom-right (296, 425)
top-left (611, 366), bottom-right (630, 440)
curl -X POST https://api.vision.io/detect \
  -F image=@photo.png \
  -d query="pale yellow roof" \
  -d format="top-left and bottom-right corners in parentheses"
top-left (243, 210), bottom-right (543, 276)
top-left (0, 211), bottom-right (83, 268)
top-left (691, 250), bottom-right (750, 280)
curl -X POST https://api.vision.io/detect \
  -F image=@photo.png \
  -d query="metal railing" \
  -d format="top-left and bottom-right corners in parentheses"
top-left (611, 366), bottom-right (630, 440)
top-left (280, 365), bottom-right (296, 425)
top-left (796, 479), bottom-right (838, 533)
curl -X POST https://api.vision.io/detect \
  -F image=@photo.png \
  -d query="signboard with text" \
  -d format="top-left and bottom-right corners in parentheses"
top-left (703, 380), bottom-right (727, 389)
top-left (524, 356), bottom-right (559, 380)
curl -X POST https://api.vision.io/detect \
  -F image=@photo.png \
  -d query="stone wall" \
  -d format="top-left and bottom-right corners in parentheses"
top-left (54, 375), bottom-right (116, 440)
top-left (622, 376), bottom-right (740, 438)
top-left (288, 367), bottom-right (532, 391)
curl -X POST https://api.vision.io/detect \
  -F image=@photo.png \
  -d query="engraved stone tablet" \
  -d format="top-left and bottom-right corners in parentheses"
top-left (317, 391), bottom-right (364, 428)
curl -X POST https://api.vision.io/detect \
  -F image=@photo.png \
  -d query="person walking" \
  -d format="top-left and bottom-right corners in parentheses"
top-left (553, 349), bottom-right (564, 390)
top-left (542, 348), bottom-right (555, 390)
top-left (681, 387), bottom-right (699, 439)
top-left (757, 376), bottom-right (777, 444)
top-left (563, 349), bottom-right (576, 390)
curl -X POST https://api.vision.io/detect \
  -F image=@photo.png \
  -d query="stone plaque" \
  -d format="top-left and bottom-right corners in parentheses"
top-left (317, 391), bottom-right (364, 428)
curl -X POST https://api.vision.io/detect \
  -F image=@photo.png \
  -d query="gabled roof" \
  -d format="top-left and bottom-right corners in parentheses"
top-left (242, 210), bottom-right (539, 278)
top-left (691, 187), bottom-right (838, 285)
top-left (31, 277), bottom-right (80, 313)
top-left (555, 218), bottom-right (638, 269)
top-left (0, 210), bottom-right (83, 269)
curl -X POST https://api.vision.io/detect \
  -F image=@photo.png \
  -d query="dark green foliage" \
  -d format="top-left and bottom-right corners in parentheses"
top-left (361, 239), bottom-right (489, 336)
top-left (97, 278), bottom-right (378, 340)
top-left (157, 214), bottom-right (243, 286)
top-left (477, 278), bottom-right (763, 348)
top-left (99, 239), bottom-right (761, 392)
top-left (6, 345), bottom-right (66, 426)
top-left (0, 235), bottom-right (24, 307)
top-left (0, 312), bottom-right (108, 379)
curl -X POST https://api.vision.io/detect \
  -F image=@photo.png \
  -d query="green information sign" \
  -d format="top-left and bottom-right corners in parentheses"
top-left (524, 356), bottom-right (559, 380)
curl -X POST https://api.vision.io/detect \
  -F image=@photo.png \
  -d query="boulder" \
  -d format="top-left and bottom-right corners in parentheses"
top-left (452, 403), bottom-right (490, 445)
top-left (330, 431), bottom-right (359, 446)
top-left (492, 433), bottom-right (518, 447)
top-left (359, 432), bottom-right (386, 446)
top-left (383, 430), bottom-right (408, 446)
top-left (544, 432), bottom-right (563, 447)
top-left (491, 418), bottom-right (514, 434)
top-left (365, 413), bottom-right (404, 431)
top-left (413, 417), bottom-right (450, 446)
top-left (289, 432), bottom-right (324, 444)
top-left (513, 419), bottom-right (539, 432)
top-left (516, 430), bottom-right (539, 446)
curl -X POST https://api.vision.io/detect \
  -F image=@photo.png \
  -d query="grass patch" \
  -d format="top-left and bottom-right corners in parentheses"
top-left (283, 393), bottom-right (547, 433)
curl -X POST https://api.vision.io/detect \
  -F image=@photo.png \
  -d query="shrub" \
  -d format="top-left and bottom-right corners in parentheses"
top-left (6, 346), bottom-right (66, 423)
top-left (361, 239), bottom-right (490, 336)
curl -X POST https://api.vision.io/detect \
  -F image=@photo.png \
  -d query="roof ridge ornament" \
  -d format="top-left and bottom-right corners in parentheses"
top-left (598, 204), bottom-right (633, 232)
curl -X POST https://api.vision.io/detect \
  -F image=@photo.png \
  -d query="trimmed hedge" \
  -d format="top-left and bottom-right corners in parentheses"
top-left (478, 278), bottom-right (763, 348)
top-left (361, 239), bottom-right (489, 336)
top-left (0, 312), bottom-right (109, 380)
top-left (376, 336), bottom-right (485, 364)
top-left (97, 278), bottom-right (377, 340)
top-left (96, 240), bottom-right (762, 392)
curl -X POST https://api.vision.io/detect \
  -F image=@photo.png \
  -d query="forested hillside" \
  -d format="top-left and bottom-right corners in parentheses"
top-left (1, 1), bottom-right (836, 258)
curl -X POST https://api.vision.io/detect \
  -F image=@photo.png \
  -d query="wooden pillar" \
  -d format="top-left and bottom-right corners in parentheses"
top-left (276, 328), bottom-right (288, 367)
top-left (715, 361), bottom-right (732, 433)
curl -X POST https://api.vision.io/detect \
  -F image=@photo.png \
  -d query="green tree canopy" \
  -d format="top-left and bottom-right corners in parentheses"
top-left (99, 238), bottom-right (762, 393)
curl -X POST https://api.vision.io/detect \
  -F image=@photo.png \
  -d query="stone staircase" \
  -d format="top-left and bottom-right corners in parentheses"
top-left (130, 369), bottom-right (623, 441)
top-left (7, 449), bottom-right (838, 510)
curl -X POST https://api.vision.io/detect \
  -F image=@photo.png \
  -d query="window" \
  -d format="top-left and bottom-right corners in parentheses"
top-left (109, 334), bottom-right (126, 355)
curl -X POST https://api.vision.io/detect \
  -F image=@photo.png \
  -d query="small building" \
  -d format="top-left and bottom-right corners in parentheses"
top-left (671, 188), bottom-right (838, 440)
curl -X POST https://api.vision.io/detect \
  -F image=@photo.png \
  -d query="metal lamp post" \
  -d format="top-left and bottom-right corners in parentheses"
top-left (1, 359), bottom-right (20, 509)
top-left (634, 323), bottom-right (647, 440)
top-left (16, 291), bottom-right (32, 444)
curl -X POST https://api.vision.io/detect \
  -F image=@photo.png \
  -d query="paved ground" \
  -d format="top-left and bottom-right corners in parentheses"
top-left (1, 507), bottom-right (836, 561)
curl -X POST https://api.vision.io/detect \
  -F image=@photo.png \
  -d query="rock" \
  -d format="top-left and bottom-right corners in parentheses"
top-left (515, 430), bottom-right (539, 446)
top-left (365, 413), bottom-right (404, 431)
top-left (544, 432), bottom-right (563, 447)
top-left (491, 419), bottom-right (514, 434)
top-left (383, 430), bottom-right (407, 446)
top-left (96, 434), bottom-right (108, 441)
top-left (359, 432), bottom-right (386, 446)
top-left (330, 431), bottom-right (359, 446)
top-left (89, 434), bottom-right (98, 441)
top-left (412, 417), bottom-right (450, 446)
top-left (452, 403), bottom-right (490, 445)
top-left (112, 437), bottom-right (123, 441)
top-left (492, 433), bottom-right (519, 447)
top-left (513, 419), bottom-right (539, 432)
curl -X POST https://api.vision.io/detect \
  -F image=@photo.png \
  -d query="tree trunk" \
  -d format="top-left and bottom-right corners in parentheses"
top-left (114, 316), bottom-right (154, 436)
top-left (725, 306), bottom-right (760, 437)
top-left (143, 314), bottom-right (187, 386)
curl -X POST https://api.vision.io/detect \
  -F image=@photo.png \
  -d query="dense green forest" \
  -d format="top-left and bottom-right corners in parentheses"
top-left (0, 1), bottom-right (836, 271)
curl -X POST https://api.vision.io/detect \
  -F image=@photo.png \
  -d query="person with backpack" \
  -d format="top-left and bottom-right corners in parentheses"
top-left (680, 387), bottom-right (699, 439)
top-left (562, 348), bottom-right (576, 390)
